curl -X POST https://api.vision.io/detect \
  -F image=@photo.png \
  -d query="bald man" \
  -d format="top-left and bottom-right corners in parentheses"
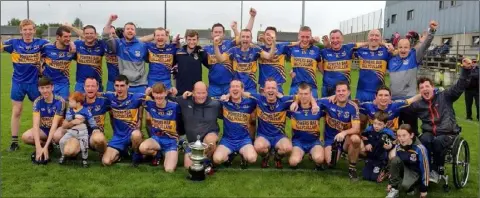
top-left (169, 81), bottom-right (221, 172)
top-left (387, 20), bottom-right (438, 135)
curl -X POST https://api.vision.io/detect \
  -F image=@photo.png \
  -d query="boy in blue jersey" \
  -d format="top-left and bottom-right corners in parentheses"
top-left (360, 111), bottom-right (395, 182)
top-left (387, 124), bottom-right (429, 198)
top-left (214, 29), bottom-right (275, 93)
top-left (139, 82), bottom-right (181, 172)
top-left (1, 19), bottom-right (50, 151)
top-left (72, 25), bottom-right (105, 92)
top-left (21, 77), bottom-right (66, 163)
top-left (102, 14), bottom-right (149, 94)
top-left (101, 75), bottom-right (145, 166)
top-left (58, 92), bottom-right (99, 167)
top-left (318, 81), bottom-right (361, 180)
top-left (146, 27), bottom-right (179, 91)
top-left (41, 26), bottom-right (76, 100)
top-left (214, 79), bottom-right (258, 168)
top-left (287, 26), bottom-right (322, 98)
top-left (288, 83), bottom-right (325, 170)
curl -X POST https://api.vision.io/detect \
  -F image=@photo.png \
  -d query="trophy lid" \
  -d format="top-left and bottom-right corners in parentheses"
top-left (192, 135), bottom-right (203, 148)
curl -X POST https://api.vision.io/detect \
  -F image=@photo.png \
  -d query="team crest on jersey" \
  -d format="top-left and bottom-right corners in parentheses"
top-left (410, 153), bottom-right (417, 162)
top-left (341, 51), bottom-right (347, 57)
top-left (378, 51), bottom-right (384, 56)
top-left (25, 45), bottom-right (32, 50)
top-left (344, 111), bottom-right (350, 118)
top-left (166, 48), bottom-right (171, 51)
top-left (41, 108), bottom-right (45, 112)
top-left (403, 59), bottom-right (409, 65)
top-left (193, 53), bottom-right (199, 60)
top-left (167, 110), bottom-right (173, 115)
top-left (135, 51), bottom-right (141, 57)
top-left (59, 52), bottom-right (65, 58)
top-left (309, 50), bottom-right (315, 55)
top-left (95, 105), bottom-right (101, 112)
top-left (47, 108), bottom-right (51, 114)
top-left (222, 45), bottom-right (226, 51)
top-left (249, 54), bottom-right (254, 59)
top-left (373, 166), bottom-right (380, 173)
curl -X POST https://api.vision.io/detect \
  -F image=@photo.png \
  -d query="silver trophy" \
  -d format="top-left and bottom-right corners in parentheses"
top-left (184, 135), bottom-right (211, 181)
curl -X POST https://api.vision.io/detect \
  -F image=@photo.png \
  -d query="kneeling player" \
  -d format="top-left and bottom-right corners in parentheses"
top-left (360, 111), bottom-right (395, 182)
top-left (215, 79), bottom-right (257, 168)
top-left (101, 75), bottom-right (145, 166)
top-left (139, 82), bottom-right (180, 172)
top-left (288, 83), bottom-right (325, 170)
top-left (22, 77), bottom-right (66, 163)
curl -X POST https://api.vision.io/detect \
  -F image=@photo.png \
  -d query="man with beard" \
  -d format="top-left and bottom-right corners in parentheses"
top-left (214, 29), bottom-right (276, 93)
top-left (41, 26), bottom-right (76, 100)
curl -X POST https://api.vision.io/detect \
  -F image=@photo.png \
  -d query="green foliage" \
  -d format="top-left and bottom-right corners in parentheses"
top-left (7, 18), bottom-right (21, 26)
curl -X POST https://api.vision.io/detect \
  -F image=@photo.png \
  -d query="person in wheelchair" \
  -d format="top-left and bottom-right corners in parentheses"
top-left (360, 111), bottom-right (396, 182)
top-left (408, 58), bottom-right (475, 184)
top-left (386, 124), bottom-right (429, 198)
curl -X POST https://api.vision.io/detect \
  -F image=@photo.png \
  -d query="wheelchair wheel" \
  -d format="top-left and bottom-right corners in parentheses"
top-left (452, 136), bottom-right (470, 189)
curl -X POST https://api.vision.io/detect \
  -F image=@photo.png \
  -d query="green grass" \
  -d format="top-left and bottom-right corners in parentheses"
top-left (1, 53), bottom-right (478, 197)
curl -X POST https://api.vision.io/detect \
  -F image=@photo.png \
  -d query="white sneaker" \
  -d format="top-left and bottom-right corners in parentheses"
top-left (429, 170), bottom-right (440, 183)
top-left (386, 188), bottom-right (399, 198)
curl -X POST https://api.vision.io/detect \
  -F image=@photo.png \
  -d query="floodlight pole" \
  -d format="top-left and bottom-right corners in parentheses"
top-left (27, 1), bottom-right (30, 19)
top-left (164, 1), bottom-right (167, 28)
top-left (301, 0), bottom-right (305, 27)
top-left (240, 1), bottom-right (244, 28)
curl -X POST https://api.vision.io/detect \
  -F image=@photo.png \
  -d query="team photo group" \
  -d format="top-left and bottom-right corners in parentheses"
top-left (2, 7), bottom-right (477, 198)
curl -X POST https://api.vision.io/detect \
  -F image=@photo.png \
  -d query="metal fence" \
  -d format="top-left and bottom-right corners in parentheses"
top-left (339, 9), bottom-right (383, 35)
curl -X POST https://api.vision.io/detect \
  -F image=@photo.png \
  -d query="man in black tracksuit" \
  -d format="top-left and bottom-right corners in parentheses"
top-left (464, 66), bottom-right (479, 120)
top-left (409, 59), bottom-right (474, 183)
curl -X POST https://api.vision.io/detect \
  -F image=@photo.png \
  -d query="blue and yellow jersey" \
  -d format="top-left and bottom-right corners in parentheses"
top-left (144, 98), bottom-right (181, 139)
top-left (226, 46), bottom-right (262, 91)
top-left (359, 100), bottom-right (409, 130)
top-left (203, 39), bottom-right (237, 85)
top-left (74, 40), bottom-right (105, 84)
top-left (220, 98), bottom-right (257, 140)
top-left (65, 106), bottom-right (98, 131)
top-left (395, 143), bottom-right (429, 192)
top-left (2, 38), bottom-right (49, 84)
top-left (320, 43), bottom-right (357, 87)
top-left (102, 92), bottom-right (145, 137)
top-left (285, 44), bottom-right (322, 87)
top-left (319, 98), bottom-right (360, 140)
top-left (355, 46), bottom-right (391, 92)
top-left (104, 45), bottom-right (119, 83)
top-left (249, 93), bottom-right (295, 137)
top-left (83, 96), bottom-right (111, 132)
top-left (32, 95), bottom-right (66, 134)
top-left (288, 105), bottom-right (324, 142)
top-left (145, 43), bottom-right (177, 83)
top-left (41, 43), bottom-right (76, 84)
top-left (259, 43), bottom-right (289, 87)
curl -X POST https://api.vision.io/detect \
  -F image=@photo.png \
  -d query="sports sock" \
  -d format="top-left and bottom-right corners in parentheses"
top-left (12, 136), bottom-right (18, 143)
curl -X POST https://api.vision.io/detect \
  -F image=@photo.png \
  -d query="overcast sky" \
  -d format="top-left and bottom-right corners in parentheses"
top-left (1, 1), bottom-right (385, 38)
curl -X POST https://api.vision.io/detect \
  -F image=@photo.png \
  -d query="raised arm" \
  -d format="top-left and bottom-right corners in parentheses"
top-left (139, 34), bottom-right (154, 43)
top-left (102, 14), bottom-right (118, 54)
top-left (260, 35), bottom-right (276, 60)
top-left (415, 20), bottom-right (438, 63)
top-left (64, 22), bottom-right (84, 39)
top-left (213, 36), bottom-right (226, 63)
top-left (231, 21), bottom-right (239, 39)
top-left (406, 94), bottom-right (422, 105)
top-left (245, 8), bottom-right (257, 31)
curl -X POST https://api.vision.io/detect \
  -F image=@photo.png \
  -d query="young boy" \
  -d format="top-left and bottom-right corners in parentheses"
top-left (59, 92), bottom-right (98, 167)
top-left (361, 111), bottom-right (396, 182)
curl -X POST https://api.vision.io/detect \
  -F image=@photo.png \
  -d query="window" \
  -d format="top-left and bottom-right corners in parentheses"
top-left (391, 14), bottom-right (397, 24)
top-left (473, 36), bottom-right (480, 46)
top-left (407, 10), bottom-right (414, 20)
top-left (451, 1), bottom-right (457, 6)
top-left (439, 1), bottom-right (446, 9)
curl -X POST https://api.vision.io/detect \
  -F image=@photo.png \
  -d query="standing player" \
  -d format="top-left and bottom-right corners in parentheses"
top-left (215, 79), bottom-right (258, 168)
top-left (103, 14), bottom-right (149, 93)
top-left (202, 8), bottom-right (257, 98)
top-left (1, 19), bottom-right (49, 151)
top-left (288, 83), bottom-right (325, 170)
top-left (319, 29), bottom-right (358, 97)
top-left (139, 82), bottom-right (181, 172)
top-left (41, 26), bottom-right (76, 100)
top-left (101, 75), bottom-right (145, 166)
top-left (320, 82), bottom-right (361, 180)
top-left (214, 29), bottom-right (275, 93)
top-left (146, 27), bottom-right (179, 91)
top-left (21, 77), bottom-right (66, 162)
top-left (287, 26), bottom-right (322, 98)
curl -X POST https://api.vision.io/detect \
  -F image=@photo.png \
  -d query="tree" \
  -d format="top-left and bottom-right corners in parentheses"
top-left (72, 18), bottom-right (84, 28)
top-left (8, 18), bottom-right (21, 26)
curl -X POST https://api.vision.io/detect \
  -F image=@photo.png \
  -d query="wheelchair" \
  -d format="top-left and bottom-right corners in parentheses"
top-left (440, 135), bottom-right (470, 191)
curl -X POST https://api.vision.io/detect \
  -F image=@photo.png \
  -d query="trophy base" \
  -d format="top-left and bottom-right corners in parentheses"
top-left (188, 168), bottom-right (206, 181)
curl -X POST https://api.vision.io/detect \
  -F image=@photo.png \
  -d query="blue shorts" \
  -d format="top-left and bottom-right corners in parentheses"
top-left (148, 80), bottom-right (172, 89)
top-left (355, 89), bottom-right (376, 102)
top-left (208, 84), bottom-right (229, 98)
top-left (259, 84), bottom-right (284, 94)
top-left (75, 82), bottom-right (104, 93)
top-left (257, 133), bottom-right (287, 150)
top-left (128, 85), bottom-right (147, 94)
top-left (108, 133), bottom-right (132, 153)
top-left (290, 85), bottom-right (318, 98)
top-left (152, 135), bottom-right (178, 153)
top-left (292, 139), bottom-right (323, 153)
top-left (10, 82), bottom-right (40, 102)
top-left (53, 83), bottom-right (70, 100)
top-left (106, 81), bottom-right (115, 92)
top-left (220, 137), bottom-right (252, 153)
